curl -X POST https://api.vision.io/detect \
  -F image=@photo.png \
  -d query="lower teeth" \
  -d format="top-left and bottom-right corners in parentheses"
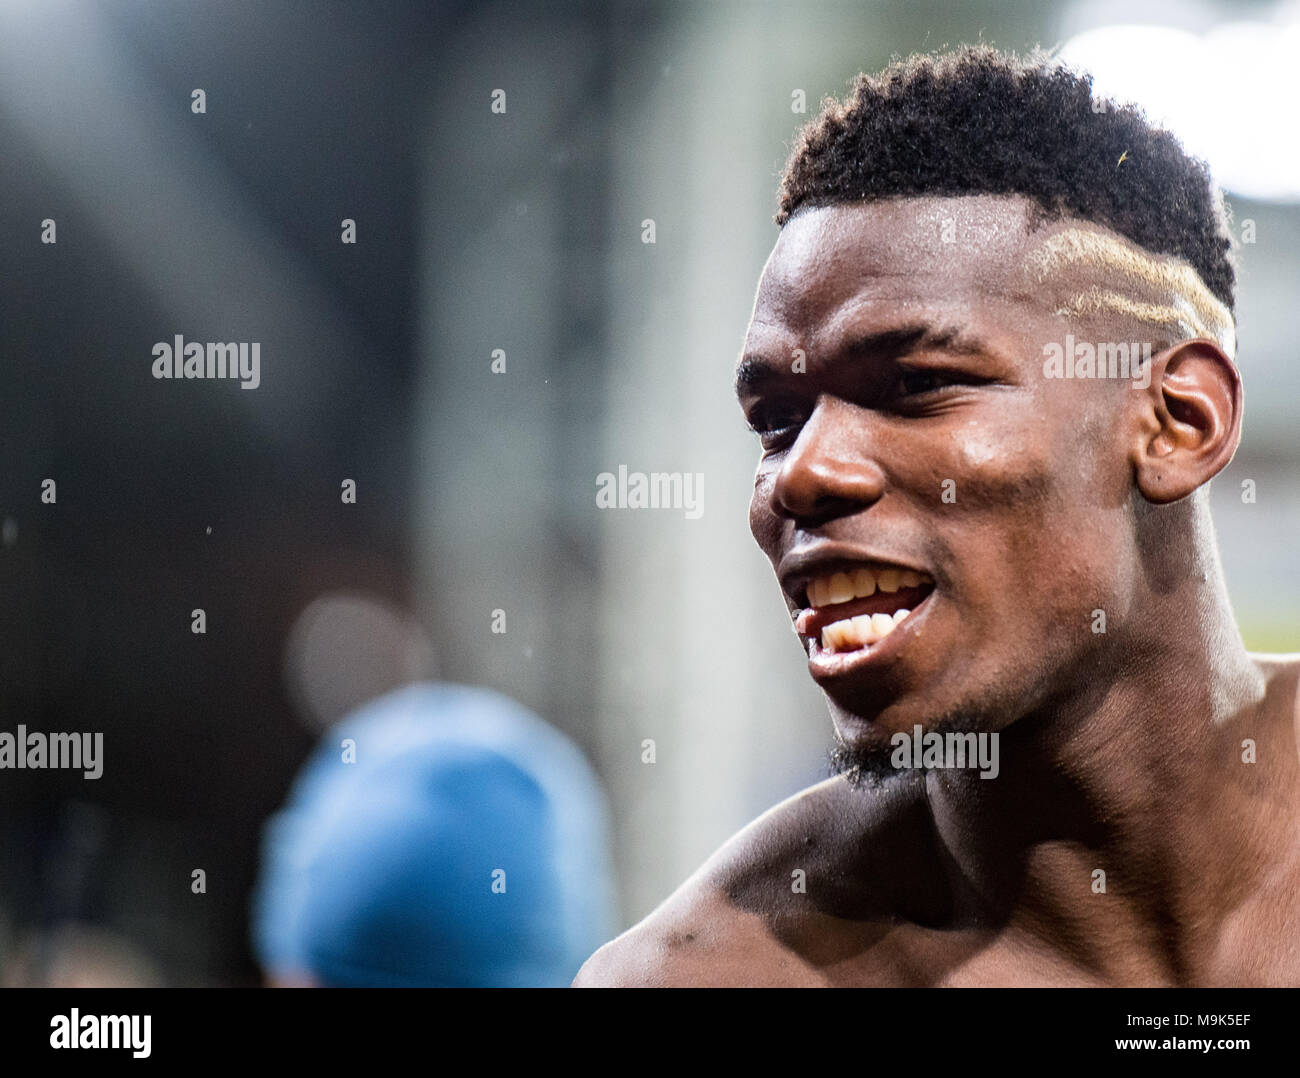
top-left (820, 609), bottom-right (911, 653)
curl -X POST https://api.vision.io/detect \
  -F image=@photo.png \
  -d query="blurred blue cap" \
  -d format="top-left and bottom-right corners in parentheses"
top-left (252, 682), bottom-right (617, 987)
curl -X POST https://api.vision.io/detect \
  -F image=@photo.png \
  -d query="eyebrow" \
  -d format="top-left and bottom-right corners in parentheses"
top-left (733, 323), bottom-right (988, 395)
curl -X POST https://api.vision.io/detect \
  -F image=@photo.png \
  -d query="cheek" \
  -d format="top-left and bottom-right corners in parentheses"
top-left (921, 418), bottom-right (1132, 620)
top-left (748, 466), bottom-right (781, 556)
top-left (904, 417), bottom-right (1059, 508)
top-left (955, 428), bottom-right (1002, 472)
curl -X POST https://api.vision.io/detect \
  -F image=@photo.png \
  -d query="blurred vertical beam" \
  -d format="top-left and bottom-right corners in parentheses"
top-left (594, 2), bottom-right (830, 923)
top-left (412, 8), bottom-right (609, 751)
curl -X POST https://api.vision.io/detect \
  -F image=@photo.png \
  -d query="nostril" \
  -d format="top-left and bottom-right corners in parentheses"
top-left (787, 492), bottom-right (872, 530)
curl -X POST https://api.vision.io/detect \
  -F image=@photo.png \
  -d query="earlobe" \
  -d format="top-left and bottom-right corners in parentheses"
top-left (1133, 339), bottom-right (1242, 504)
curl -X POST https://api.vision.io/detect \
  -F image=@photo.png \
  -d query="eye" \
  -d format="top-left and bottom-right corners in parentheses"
top-left (746, 400), bottom-right (809, 447)
top-left (896, 368), bottom-right (953, 396)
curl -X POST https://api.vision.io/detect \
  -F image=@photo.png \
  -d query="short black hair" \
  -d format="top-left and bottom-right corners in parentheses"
top-left (777, 46), bottom-right (1236, 310)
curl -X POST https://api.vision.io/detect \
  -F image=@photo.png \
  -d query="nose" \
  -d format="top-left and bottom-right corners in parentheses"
top-left (770, 397), bottom-right (886, 526)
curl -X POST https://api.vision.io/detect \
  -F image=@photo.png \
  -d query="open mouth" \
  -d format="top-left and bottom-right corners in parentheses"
top-left (793, 564), bottom-right (935, 654)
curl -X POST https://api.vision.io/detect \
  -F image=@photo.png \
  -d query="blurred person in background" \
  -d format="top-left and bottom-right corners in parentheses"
top-left (253, 679), bottom-right (616, 987)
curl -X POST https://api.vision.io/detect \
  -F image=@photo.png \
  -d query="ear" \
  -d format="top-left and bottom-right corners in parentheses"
top-left (1132, 339), bottom-right (1242, 504)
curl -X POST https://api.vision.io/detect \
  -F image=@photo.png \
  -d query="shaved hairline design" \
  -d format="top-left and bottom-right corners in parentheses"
top-left (1024, 227), bottom-right (1236, 359)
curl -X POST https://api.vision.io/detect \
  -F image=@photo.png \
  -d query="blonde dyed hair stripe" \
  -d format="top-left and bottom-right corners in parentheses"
top-left (1025, 228), bottom-right (1236, 360)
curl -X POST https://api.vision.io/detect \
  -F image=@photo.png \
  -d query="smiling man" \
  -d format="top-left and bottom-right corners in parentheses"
top-left (574, 46), bottom-right (1300, 986)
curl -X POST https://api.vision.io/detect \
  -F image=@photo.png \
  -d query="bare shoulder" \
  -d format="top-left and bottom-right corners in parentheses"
top-left (572, 776), bottom-right (914, 987)
top-left (569, 881), bottom-right (803, 987)
top-left (1248, 652), bottom-right (1300, 745)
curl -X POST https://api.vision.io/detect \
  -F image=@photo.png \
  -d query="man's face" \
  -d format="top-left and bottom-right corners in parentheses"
top-left (737, 195), bottom-right (1149, 758)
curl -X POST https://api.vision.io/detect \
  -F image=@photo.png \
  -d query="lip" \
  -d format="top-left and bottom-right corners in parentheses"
top-left (804, 588), bottom-right (936, 680)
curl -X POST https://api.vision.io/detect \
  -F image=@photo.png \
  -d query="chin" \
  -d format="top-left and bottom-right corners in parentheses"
top-left (827, 688), bottom-right (944, 737)
top-left (827, 685), bottom-right (1011, 743)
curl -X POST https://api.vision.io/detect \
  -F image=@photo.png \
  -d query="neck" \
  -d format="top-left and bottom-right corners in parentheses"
top-left (916, 535), bottom-right (1290, 982)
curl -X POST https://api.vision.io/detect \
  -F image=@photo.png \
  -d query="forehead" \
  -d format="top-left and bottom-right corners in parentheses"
top-left (749, 195), bottom-right (1047, 340)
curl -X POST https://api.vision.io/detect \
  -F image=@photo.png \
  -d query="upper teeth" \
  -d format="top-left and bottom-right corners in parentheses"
top-left (806, 567), bottom-right (927, 608)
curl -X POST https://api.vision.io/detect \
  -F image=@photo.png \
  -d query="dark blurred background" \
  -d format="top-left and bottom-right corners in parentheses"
top-left (1, 0), bottom-right (1297, 984)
